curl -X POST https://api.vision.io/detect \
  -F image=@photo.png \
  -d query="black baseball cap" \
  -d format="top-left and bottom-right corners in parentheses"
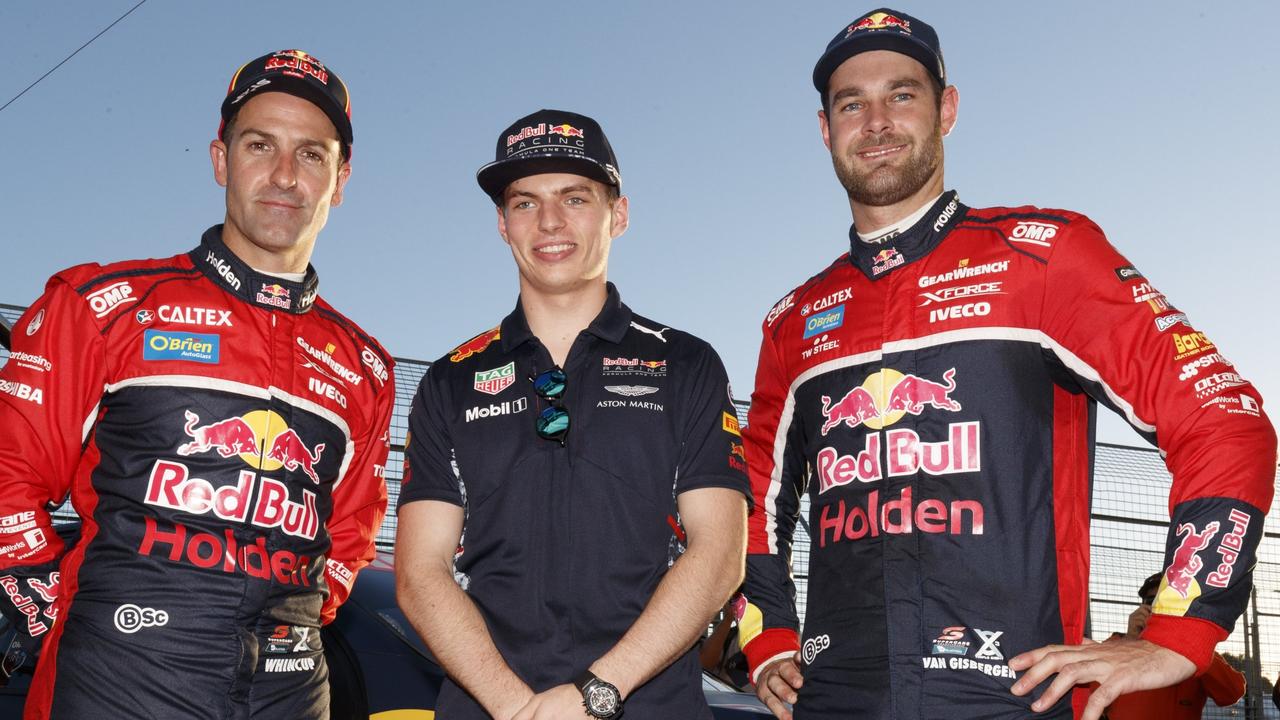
top-left (477, 109), bottom-right (621, 203)
top-left (813, 8), bottom-right (946, 98)
top-left (219, 49), bottom-right (353, 157)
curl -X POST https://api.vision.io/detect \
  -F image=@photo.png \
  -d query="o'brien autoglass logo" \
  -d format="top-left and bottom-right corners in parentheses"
top-left (804, 304), bottom-right (845, 339)
top-left (143, 330), bottom-right (220, 364)
top-left (474, 362), bottom-right (516, 395)
top-left (814, 367), bottom-right (983, 548)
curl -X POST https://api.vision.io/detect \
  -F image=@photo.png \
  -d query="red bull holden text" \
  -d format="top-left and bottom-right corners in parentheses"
top-left (145, 460), bottom-right (319, 540)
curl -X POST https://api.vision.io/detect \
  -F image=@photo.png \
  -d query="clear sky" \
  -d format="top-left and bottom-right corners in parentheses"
top-left (2, 1), bottom-right (1277, 445)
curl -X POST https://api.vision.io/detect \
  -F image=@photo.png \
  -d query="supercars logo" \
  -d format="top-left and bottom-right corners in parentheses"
top-left (450, 327), bottom-right (501, 362)
top-left (177, 409), bottom-right (325, 483)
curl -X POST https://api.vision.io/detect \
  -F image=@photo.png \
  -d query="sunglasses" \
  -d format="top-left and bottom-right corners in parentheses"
top-left (530, 367), bottom-right (569, 444)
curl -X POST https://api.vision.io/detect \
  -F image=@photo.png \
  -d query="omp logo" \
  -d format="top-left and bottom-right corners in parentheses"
top-left (114, 604), bottom-right (168, 634)
top-left (1007, 221), bottom-right (1058, 247)
top-left (86, 281), bottom-right (136, 317)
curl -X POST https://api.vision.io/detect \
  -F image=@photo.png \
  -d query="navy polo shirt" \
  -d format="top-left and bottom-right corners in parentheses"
top-left (400, 283), bottom-right (750, 719)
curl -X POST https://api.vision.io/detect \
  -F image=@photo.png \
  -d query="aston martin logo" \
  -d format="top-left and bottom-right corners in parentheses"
top-left (604, 385), bottom-right (659, 397)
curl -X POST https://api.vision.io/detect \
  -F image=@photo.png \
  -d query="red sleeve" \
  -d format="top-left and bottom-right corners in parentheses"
top-left (318, 358), bottom-right (395, 624)
top-left (740, 309), bottom-right (803, 681)
top-left (1040, 216), bottom-right (1276, 670)
top-left (1199, 652), bottom-right (1245, 706)
top-left (0, 275), bottom-right (106, 638)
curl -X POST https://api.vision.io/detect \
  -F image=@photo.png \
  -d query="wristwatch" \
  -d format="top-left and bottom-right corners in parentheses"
top-left (573, 670), bottom-right (622, 718)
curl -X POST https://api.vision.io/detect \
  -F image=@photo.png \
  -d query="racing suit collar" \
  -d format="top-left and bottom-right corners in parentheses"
top-left (190, 225), bottom-right (320, 314)
top-left (500, 282), bottom-right (633, 352)
top-left (848, 190), bottom-right (966, 280)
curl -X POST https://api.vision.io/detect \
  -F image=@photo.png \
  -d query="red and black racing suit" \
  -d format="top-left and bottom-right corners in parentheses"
top-left (739, 191), bottom-right (1276, 719)
top-left (0, 226), bottom-right (395, 719)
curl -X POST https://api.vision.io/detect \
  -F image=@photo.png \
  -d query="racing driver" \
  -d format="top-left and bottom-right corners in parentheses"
top-left (738, 8), bottom-right (1276, 720)
top-left (0, 50), bottom-right (395, 719)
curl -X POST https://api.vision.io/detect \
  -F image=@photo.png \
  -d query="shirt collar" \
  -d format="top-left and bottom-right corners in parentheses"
top-left (847, 190), bottom-right (966, 280)
top-left (189, 225), bottom-right (320, 314)
top-left (500, 282), bottom-right (633, 352)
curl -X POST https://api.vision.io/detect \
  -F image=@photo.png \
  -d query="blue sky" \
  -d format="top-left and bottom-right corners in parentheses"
top-left (2, 1), bottom-right (1277, 445)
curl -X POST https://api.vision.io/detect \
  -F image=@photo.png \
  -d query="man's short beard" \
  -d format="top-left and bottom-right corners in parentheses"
top-left (832, 124), bottom-right (943, 207)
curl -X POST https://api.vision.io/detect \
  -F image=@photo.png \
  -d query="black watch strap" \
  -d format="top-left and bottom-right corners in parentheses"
top-left (573, 670), bottom-right (622, 718)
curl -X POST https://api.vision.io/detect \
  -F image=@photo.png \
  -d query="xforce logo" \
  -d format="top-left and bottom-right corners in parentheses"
top-left (917, 282), bottom-right (1002, 307)
top-left (114, 604), bottom-right (168, 634)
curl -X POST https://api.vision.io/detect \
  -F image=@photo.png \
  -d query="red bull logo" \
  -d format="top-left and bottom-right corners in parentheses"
top-left (265, 51), bottom-right (329, 85)
top-left (815, 368), bottom-right (978, 494)
top-left (145, 460), bottom-right (320, 540)
top-left (846, 12), bottom-right (911, 37)
top-left (256, 283), bottom-right (291, 309)
top-left (729, 442), bottom-right (748, 473)
top-left (871, 247), bottom-right (905, 275)
top-left (1206, 509), bottom-right (1251, 589)
top-left (548, 123), bottom-right (585, 138)
top-left (266, 429), bottom-right (326, 484)
top-left (450, 327), bottom-right (501, 363)
top-left (1164, 520), bottom-right (1219, 599)
top-left (176, 409), bottom-right (326, 482)
top-left (820, 368), bottom-right (960, 435)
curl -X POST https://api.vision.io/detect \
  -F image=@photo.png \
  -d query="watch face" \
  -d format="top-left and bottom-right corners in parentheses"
top-left (586, 684), bottom-right (620, 715)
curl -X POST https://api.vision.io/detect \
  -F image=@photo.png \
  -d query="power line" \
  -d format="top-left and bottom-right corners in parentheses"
top-left (0, 1), bottom-right (147, 115)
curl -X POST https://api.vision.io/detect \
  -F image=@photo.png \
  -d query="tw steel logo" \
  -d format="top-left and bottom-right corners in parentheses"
top-left (178, 410), bottom-right (325, 483)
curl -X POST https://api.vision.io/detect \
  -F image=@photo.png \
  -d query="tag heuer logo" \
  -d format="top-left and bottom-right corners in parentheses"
top-left (475, 362), bottom-right (516, 395)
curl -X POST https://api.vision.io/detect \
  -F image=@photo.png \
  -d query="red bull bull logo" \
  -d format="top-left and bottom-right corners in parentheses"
top-left (450, 327), bottom-right (501, 363)
top-left (846, 12), bottom-right (911, 37)
top-left (871, 247), bottom-right (905, 275)
top-left (820, 368), bottom-right (961, 435)
top-left (548, 123), bottom-right (585, 138)
top-left (256, 283), bottom-right (291, 309)
top-left (176, 410), bottom-right (326, 482)
top-left (815, 368), bottom-right (978, 494)
top-left (267, 429), bottom-right (326, 484)
top-left (1164, 520), bottom-right (1219, 599)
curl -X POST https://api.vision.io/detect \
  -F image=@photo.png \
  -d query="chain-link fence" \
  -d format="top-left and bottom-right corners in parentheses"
top-left (3, 302), bottom-right (1277, 717)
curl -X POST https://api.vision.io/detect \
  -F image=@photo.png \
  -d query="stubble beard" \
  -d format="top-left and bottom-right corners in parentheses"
top-left (832, 123), bottom-right (943, 207)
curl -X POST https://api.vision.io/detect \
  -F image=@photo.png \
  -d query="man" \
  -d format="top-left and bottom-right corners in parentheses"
top-left (0, 50), bottom-right (395, 719)
top-left (1104, 574), bottom-right (1244, 719)
top-left (395, 109), bottom-right (749, 720)
top-left (739, 9), bottom-right (1275, 720)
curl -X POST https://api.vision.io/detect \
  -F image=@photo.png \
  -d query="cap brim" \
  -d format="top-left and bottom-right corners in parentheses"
top-left (477, 155), bottom-right (619, 202)
top-left (220, 75), bottom-right (353, 148)
top-left (813, 34), bottom-right (943, 95)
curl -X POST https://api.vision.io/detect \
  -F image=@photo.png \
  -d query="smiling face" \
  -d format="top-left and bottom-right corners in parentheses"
top-left (495, 173), bottom-right (628, 301)
top-left (819, 50), bottom-right (957, 209)
top-left (210, 92), bottom-right (351, 273)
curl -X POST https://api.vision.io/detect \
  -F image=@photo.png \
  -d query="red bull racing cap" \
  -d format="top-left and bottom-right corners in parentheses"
top-left (477, 109), bottom-right (621, 204)
top-left (219, 49), bottom-right (353, 158)
top-left (813, 8), bottom-right (945, 98)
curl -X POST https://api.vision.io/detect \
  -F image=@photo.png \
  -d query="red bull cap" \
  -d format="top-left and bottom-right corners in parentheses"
top-left (220, 49), bottom-right (353, 159)
top-left (477, 109), bottom-right (622, 204)
top-left (813, 8), bottom-right (945, 98)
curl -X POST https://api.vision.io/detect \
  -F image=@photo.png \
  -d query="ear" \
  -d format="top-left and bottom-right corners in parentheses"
top-left (940, 85), bottom-right (959, 137)
top-left (818, 108), bottom-right (833, 152)
top-left (609, 195), bottom-right (630, 239)
top-left (495, 204), bottom-right (512, 246)
top-left (330, 161), bottom-right (352, 208)
top-left (210, 138), bottom-right (229, 188)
